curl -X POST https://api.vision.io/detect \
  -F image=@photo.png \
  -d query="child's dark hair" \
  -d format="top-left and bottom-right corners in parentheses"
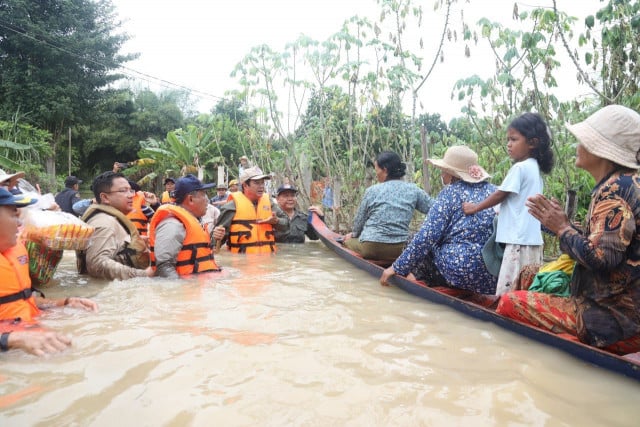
top-left (509, 112), bottom-right (554, 174)
top-left (92, 171), bottom-right (125, 202)
top-left (375, 151), bottom-right (406, 180)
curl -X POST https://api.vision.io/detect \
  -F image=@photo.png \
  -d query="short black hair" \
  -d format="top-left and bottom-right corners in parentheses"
top-left (92, 171), bottom-right (125, 203)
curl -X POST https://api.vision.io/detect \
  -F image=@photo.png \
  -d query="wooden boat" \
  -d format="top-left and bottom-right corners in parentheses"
top-left (309, 212), bottom-right (640, 382)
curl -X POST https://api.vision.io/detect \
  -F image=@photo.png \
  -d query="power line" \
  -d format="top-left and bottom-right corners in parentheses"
top-left (0, 18), bottom-right (229, 104)
top-left (0, 16), bottom-right (313, 128)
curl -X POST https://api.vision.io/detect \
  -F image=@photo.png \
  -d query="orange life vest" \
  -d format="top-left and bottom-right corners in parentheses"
top-left (161, 191), bottom-right (174, 204)
top-left (0, 243), bottom-right (41, 322)
top-left (126, 191), bottom-right (149, 236)
top-left (149, 204), bottom-right (220, 275)
top-left (228, 192), bottom-right (276, 254)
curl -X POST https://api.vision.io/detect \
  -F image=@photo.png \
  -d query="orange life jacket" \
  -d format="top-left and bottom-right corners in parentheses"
top-left (228, 192), bottom-right (276, 254)
top-left (0, 243), bottom-right (41, 322)
top-left (161, 191), bottom-right (174, 204)
top-left (149, 204), bottom-right (220, 275)
top-left (126, 191), bottom-right (149, 236)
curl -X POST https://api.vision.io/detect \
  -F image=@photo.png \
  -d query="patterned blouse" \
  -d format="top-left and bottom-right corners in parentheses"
top-left (351, 180), bottom-right (433, 244)
top-left (392, 180), bottom-right (498, 294)
top-left (560, 170), bottom-right (640, 347)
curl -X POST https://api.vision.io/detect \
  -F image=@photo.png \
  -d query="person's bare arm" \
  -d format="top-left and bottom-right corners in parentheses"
top-left (36, 296), bottom-right (99, 312)
top-left (462, 190), bottom-right (509, 215)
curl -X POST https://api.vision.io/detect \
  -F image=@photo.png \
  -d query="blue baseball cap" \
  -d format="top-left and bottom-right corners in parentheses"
top-left (0, 187), bottom-right (37, 207)
top-left (174, 174), bottom-right (215, 202)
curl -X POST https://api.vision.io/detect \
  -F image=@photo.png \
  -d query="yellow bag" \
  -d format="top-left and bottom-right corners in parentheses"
top-left (539, 253), bottom-right (575, 276)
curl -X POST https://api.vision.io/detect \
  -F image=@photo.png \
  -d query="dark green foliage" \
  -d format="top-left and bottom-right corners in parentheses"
top-left (0, 0), bottom-right (136, 177)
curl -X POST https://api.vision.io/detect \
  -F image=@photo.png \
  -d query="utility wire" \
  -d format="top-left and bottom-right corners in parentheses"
top-left (0, 18), bottom-right (229, 103)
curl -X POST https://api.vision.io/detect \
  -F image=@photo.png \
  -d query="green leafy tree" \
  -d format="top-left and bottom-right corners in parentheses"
top-left (0, 111), bottom-right (52, 187)
top-left (0, 0), bottom-right (135, 181)
top-left (76, 88), bottom-right (186, 177)
top-left (138, 124), bottom-right (221, 184)
top-left (556, 0), bottom-right (640, 108)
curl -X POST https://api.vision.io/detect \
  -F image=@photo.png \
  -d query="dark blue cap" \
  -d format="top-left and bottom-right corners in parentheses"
top-left (0, 187), bottom-right (36, 207)
top-left (174, 174), bottom-right (215, 202)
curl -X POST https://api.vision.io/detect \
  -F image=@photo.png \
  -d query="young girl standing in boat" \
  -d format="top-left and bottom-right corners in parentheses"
top-left (462, 113), bottom-right (554, 295)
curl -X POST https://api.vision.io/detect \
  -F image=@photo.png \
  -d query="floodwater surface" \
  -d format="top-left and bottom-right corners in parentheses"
top-left (1, 242), bottom-right (638, 426)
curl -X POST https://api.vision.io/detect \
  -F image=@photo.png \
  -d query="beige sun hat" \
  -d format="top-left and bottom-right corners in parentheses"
top-left (239, 166), bottom-right (271, 184)
top-left (427, 145), bottom-right (491, 183)
top-left (0, 169), bottom-right (26, 187)
top-left (566, 104), bottom-right (640, 169)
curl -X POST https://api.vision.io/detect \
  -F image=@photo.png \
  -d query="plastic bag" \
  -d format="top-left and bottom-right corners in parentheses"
top-left (15, 178), bottom-right (58, 210)
top-left (21, 209), bottom-right (94, 250)
top-left (538, 253), bottom-right (575, 276)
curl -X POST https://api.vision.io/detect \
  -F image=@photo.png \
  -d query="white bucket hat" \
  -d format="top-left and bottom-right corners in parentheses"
top-left (427, 145), bottom-right (491, 183)
top-left (566, 104), bottom-right (640, 169)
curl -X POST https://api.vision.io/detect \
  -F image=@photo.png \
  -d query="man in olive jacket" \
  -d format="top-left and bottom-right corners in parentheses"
top-left (78, 172), bottom-right (153, 280)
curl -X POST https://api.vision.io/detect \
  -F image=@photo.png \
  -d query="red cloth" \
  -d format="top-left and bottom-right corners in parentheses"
top-left (497, 291), bottom-right (640, 355)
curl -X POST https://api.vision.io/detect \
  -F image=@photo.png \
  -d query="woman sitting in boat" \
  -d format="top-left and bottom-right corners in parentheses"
top-left (379, 146), bottom-right (498, 294)
top-left (497, 105), bottom-right (640, 354)
top-left (343, 151), bottom-right (433, 263)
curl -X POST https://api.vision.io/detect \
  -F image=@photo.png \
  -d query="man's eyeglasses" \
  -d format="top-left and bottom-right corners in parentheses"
top-left (107, 188), bottom-right (135, 195)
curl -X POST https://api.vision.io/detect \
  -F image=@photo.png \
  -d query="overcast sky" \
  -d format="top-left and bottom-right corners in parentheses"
top-left (111, 0), bottom-right (600, 123)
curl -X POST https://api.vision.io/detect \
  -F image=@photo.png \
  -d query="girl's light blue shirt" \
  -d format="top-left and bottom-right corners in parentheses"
top-left (496, 157), bottom-right (543, 245)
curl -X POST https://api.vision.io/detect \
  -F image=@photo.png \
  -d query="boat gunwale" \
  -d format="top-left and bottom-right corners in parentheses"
top-left (309, 212), bottom-right (640, 382)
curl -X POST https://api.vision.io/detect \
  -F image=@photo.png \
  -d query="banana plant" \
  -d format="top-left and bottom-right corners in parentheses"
top-left (138, 124), bottom-right (224, 184)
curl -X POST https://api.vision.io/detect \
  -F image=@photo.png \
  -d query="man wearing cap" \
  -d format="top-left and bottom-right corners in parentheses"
top-left (149, 174), bottom-right (225, 278)
top-left (216, 166), bottom-right (288, 254)
top-left (0, 188), bottom-right (98, 356)
top-left (210, 183), bottom-right (230, 207)
top-left (228, 179), bottom-right (239, 193)
top-left (55, 175), bottom-right (83, 215)
top-left (238, 155), bottom-right (251, 178)
top-left (160, 177), bottom-right (176, 204)
top-left (273, 184), bottom-right (323, 244)
top-left (78, 171), bottom-right (153, 280)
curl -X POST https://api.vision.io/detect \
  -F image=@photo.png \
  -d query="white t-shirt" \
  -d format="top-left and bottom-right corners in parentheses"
top-left (495, 158), bottom-right (543, 245)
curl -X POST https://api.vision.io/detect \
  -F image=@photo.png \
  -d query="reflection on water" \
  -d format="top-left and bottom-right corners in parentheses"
top-left (1, 242), bottom-right (638, 426)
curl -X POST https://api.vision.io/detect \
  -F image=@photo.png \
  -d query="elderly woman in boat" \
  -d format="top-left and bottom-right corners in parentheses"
top-left (343, 151), bottom-right (433, 263)
top-left (497, 105), bottom-right (640, 354)
top-left (380, 146), bottom-right (498, 294)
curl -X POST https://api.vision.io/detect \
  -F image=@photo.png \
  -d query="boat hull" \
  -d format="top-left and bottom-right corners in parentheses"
top-left (309, 212), bottom-right (640, 381)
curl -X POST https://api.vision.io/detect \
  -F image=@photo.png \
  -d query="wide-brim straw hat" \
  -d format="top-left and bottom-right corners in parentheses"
top-left (566, 104), bottom-right (640, 169)
top-left (427, 145), bottom-right (491, 183)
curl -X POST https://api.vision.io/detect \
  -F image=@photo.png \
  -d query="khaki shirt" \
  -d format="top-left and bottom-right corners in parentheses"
top-left (84, 211), bottom-right (149, 280)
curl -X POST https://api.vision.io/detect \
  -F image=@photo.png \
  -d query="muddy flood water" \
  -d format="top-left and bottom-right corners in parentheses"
top-left (1, 241), bottom-right (639, 426)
